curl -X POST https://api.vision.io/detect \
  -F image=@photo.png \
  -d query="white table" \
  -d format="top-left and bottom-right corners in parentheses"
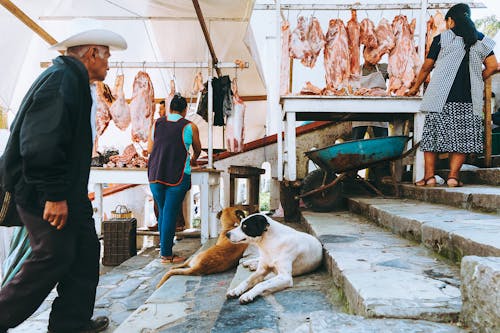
top-left (280, 95), bottom-right (424, 181)
top-left (89, 167), bottom-right (222, 243)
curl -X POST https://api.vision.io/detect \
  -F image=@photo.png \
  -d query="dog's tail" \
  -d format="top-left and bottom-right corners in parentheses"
top-left (156, 267), bottom-right (197, 289)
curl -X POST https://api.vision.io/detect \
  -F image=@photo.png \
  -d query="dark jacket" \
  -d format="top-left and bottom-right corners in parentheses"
top-left (0, 56), bottom-right (93, 219)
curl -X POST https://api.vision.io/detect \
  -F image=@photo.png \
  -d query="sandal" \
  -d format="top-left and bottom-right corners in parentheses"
top-left (447, 177), bottom-right (463, 188)
top-left (415, 176), bottom-right (437, 187)
top-left (161, 255), bottom-right (185, 264)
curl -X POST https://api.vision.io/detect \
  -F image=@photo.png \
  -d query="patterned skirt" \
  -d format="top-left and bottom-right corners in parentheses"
top-left (420, 102), bottom-right (483, 153)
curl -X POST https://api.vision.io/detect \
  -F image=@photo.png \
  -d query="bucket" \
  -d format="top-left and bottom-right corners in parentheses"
top-left (111, 205), bottom-right (133, 219)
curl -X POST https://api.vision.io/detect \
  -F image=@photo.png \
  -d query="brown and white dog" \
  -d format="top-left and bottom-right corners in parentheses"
top-left (226, 213), bottom-right (323, 304)
top-left (156, 207), bottom-right (248, 288)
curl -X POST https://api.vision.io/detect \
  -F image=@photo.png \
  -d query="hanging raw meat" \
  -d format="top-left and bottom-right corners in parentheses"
top-left (363, 18), bottom-right (396, 65)
top-left (324, 19), bottom-right (350, 94)
top-left (129, 71), bottom-right (155, 142)
top-left (109, 74), bottom-right (131, 130)
top-left (192, 72), bottom-right (204, 95)
top-left (226, 78), bottom-right (245, 153)
top-left (425, 11), bottom-right (446, 56)
top-left (388, 15), bottom-right (421, 96)
top-left (281, 20), bottom-right (291, 95)
top-left (165, 79), bottom-right (176, 115)
top-left (93, 81), bottom-right (113, 156)
top-left (347, 10), bottom-right (361, 77)
top-left (290, 16), bottom-right (312, 60)
top-left (359, 18), bottom-right (378, 49)
top-left (302, 17), bottom-right (325, 68)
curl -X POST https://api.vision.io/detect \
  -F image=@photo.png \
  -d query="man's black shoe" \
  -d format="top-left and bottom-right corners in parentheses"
top-left (48, 316), bottom-right (109, 333)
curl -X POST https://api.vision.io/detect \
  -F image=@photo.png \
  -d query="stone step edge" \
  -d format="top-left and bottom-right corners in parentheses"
top-left (435, 167), bottom-right (500, 186)
top-left (397, 183), bottom-right (499, 214)
top-left (300, 211), bottom-right (462, 323)
top-left (346, 197), bottom-right (500, 263)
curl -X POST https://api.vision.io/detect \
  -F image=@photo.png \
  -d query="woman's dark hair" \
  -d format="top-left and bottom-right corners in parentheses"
top-left (170, 93), bottom-right (187, 113)
top-left (445, 3), bottom-right (478, 51)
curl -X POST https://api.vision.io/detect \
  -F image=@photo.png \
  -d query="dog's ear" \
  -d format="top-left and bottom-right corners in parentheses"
top-left (243, 214), bottom-right (270, 237)
top-left (235, 209), bottom-right (246, 221)
top-left (216, 210), bottom-right (222, 220)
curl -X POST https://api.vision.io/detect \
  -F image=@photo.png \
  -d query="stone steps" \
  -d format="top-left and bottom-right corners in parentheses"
top-left (116, 220), bottom-right (466, 332)
top-left (301, 211), bottom-right (464, 323)
top-left (435, 167), bottom-right (500, 186)
top-left (347, 197), bottom-right (500, 262)
top-left (397, 183), bottom-right (500, 214)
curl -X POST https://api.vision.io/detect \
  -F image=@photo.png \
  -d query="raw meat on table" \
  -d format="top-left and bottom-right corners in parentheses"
top-left (299, 81), bottom-right (323, 95)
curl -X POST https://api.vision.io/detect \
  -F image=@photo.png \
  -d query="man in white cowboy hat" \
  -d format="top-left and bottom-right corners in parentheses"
top-left (0, 29), bottom-right (126, 333)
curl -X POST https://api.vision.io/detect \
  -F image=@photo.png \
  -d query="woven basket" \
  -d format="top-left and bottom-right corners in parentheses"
top-left (111, 205), bottom-right (133, 219)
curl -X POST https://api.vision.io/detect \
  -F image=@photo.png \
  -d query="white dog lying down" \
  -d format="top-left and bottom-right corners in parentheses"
top-left (225, 213), bottom-right (323, 304)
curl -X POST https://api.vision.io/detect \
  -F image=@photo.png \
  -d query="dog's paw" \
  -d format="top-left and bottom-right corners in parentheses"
top-left (226, 288), bottom-right (241, 299)
top-left (242, 259), bottom-right (258, 271)
top-left (239, 292), bottom-right (255, 304)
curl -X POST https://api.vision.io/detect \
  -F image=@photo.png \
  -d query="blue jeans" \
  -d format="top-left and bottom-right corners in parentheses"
top-left (150, 175), bottom-right (191, 257)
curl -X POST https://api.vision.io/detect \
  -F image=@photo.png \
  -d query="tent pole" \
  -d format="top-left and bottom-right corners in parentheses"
top-left (192, 0), bottom-right (222, 77)
top-left (0, 0), bottom-right (62, 53)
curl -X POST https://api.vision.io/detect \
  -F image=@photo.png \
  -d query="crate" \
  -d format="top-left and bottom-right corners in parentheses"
top-left (102, 218), bottom-right (137, 266)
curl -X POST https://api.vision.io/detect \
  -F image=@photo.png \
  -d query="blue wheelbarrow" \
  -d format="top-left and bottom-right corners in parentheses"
top-left (298, 136), bottom-right (414, 212)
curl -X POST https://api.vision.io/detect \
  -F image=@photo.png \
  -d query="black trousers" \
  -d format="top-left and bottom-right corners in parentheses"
top-left (0, 205), bottom-right (100, 332)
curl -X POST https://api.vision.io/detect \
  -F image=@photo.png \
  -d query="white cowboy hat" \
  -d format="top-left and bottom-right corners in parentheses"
top-left (50, 29), bottom-right (127, 51)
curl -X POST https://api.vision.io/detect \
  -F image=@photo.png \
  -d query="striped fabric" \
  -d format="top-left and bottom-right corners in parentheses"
top-left (420, 30), bottom-right (495, 116)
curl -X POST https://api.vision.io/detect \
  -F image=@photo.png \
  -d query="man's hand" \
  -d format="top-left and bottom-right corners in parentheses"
top-left (43, 200), bottom-right (68, 230)
top-left (190, 156), bottom-right (199, 168)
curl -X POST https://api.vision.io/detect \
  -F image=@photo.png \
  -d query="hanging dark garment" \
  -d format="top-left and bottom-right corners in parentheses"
top-left (196, 76), bottom-right (232, 126)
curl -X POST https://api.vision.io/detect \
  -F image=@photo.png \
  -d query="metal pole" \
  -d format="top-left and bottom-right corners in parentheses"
top-left (192, 0), bottom-right (222, 77)
top-left (208, 76), bottom-right (213, 169)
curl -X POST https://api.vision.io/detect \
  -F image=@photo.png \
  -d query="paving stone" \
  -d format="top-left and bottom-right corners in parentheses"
top-left (294, 310), bottom-right (466, 333)
top-left (107, 278), bottom-right (143, 299)
top-left (460, 256), bottom-right (500, 333)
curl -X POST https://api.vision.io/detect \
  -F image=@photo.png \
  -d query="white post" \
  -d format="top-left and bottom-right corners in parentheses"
top-left (208, 76), bottom-right (213, 169)
top-left (414, 0), bottom-right (428, 182)
top-left (275, 0), bottom-right (283, 181)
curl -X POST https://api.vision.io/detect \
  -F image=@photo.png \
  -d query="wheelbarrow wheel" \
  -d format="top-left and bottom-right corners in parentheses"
top-left (301, 169), bottom-right (342, 212)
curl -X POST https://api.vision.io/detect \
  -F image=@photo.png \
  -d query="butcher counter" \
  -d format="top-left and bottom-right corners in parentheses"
top-left (89, 167), bottom-right (222, 243)
top-left (279, 95), bottom-right (424, 181)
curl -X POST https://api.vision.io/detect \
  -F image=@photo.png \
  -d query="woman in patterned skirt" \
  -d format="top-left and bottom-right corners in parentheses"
top-left (407, 3), bottom-right (497, 187)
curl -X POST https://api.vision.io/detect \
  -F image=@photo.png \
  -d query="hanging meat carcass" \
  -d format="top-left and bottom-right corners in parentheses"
top-left (363, 18), bottom-right (396, 65)
top-left (129, 71), bottom-right (155, 142)
top-left (388, 15), bottom-right (421, 96)
top-left (226, 78), bottom-right (245, 153)
top-left (359, 18), bottom-right (378, 49)
top-left (324, 19), bottom-right (350, 94)
top-left (280, 20), bottom-right (291, 95)
top-left (425, 11), bottom-right (446, 56)
top-left (290, 16), bottom-right (312, 60)
top-left (347, 10), bottom-right (361, 78)
top-left (93, 81), bottom-right (113, 156)
top-left (165, 79), bottom-right (176, 115)
top-left (109, 74), bottom-right (131, 130)
top-left (302, 17), bottom-right (325, 68)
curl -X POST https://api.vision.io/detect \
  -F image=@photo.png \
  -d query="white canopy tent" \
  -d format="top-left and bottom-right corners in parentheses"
top-left (0, 0), bottom-right (271, 155)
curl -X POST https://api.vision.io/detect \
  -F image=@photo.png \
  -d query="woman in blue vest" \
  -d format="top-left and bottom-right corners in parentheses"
top-left (148, 94), bottom-right (201, 263)
top-left (407, 3), bottom-right (497, 187)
